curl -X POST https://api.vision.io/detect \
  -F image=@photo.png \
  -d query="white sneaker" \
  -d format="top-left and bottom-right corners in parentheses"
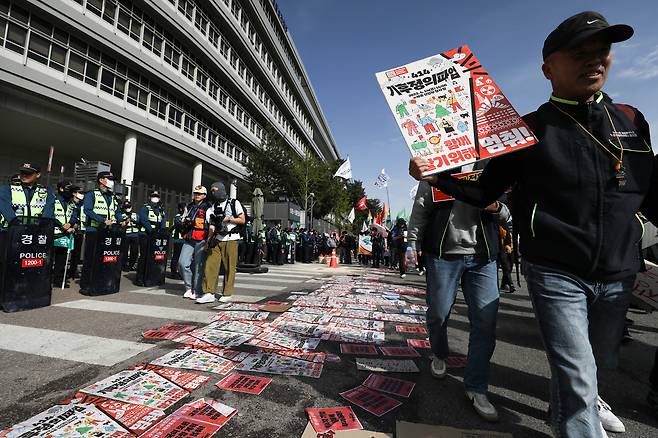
top-left (400, 274), bottom-right (406, 279)
top-left (599, 421), bottom-right (609, 438)
top-left (466, 391), bottom-right (499, 422)
top-left (430, 356), bottom-right (446, 379)
top-left (195, 294), bottom-right (217, 304)
top-left (218, 296), bottom-right (233, 303)
top-left (597, 396), bottom-right (625, 433)
top-left (183, 289), bottom-right (194, 299)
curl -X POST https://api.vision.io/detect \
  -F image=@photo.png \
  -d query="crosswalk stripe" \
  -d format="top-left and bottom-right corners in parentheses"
top-left (0, 323), bottom-right (153, 366)
top-left (54, 300), bottom-right (214, 323)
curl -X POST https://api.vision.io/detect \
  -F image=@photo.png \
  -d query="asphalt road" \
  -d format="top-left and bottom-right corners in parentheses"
top-left (1, 262), bottom-right (657, 437)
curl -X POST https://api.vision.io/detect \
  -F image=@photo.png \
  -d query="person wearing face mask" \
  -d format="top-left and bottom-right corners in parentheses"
top-left (80, 171), bottom-right (120, 294)
top-left (51, 182), bottom-right (78, 288)
top-left (180, 185), bottom-right (211, 300)
top-left (169, 202), bottom-right (187, 279)
top-left (135, 191), bottom-right (167, 287)
top-left (118, 200), bottom-right (140, 272)
top-left (68, 186), bottom-right (85, 281)
top-left (196, 182), bottom-right (245, 304)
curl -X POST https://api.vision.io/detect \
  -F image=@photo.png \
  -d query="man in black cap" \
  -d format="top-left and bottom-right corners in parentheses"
top-left (80, 171), bottom-right (120, 292)
top-left (410, 11), bottom-right (658, 437)
top-left (118, 200), bottom-right (140, 272)
top-left (135, 191), bottom-right (166, 286)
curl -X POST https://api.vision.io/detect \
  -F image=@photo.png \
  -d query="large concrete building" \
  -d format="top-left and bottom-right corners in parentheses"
top-left (0, 0), bottom-right (339, 200)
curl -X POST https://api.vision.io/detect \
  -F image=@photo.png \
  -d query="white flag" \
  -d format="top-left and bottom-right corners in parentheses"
top-left (361, 221), bottom-right (368, 232)
top-left (409, 183), bottom-right (419, 200)
top-left (374, 168), bottom-right (390, 188)
top-left (333, 158), bottom-right (352, 180)
top-left (347, 207), bottom-right (355, 223)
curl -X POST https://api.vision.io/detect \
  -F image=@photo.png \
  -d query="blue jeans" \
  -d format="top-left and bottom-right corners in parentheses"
top-left (523, 261), bottom-right (634, 438)
top-left (178, 240), bottom-right (207, 294)
top-left (425, 253), bottom-right (499, 394)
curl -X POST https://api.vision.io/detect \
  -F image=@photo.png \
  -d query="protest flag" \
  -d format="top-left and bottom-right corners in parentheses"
top-left (355, 196), bottom-right (367, 211)
top-left (333, 158), bottom-right (352, 180)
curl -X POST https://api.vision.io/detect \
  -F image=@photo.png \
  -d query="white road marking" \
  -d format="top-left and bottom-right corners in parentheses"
top-left (54, 300), bottom-right (214, 323)
top-left (0, 323), bottom-right (153, 366)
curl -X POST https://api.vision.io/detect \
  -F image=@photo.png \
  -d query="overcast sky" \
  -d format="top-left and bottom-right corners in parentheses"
top-left (277, 0), bottom-right (658, 215)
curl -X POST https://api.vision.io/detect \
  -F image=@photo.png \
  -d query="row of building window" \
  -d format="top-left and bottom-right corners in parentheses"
top-left (0, 1), bottom-right (250, 165)
top-left (68, 0), bottom-right (312, 154)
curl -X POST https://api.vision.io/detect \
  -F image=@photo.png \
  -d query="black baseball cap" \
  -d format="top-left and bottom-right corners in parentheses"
top-left (97, 171), bottom-right (115, 180)
top-left (150, 191), bottom-right (160, 197)
top-left (543, 11), bottom-right (633, 60)
top-left (18, 163), bottom-right (41, 173)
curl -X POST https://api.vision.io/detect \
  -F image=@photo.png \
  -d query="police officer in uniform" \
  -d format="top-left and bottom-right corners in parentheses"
top-left (68, 186), bottom-right (84, 280)
top-left (135, 191), bottom-right (166, 286)
top-left (170, 202), bottom-right (186, 279)
top-left (118, 200), bottom-right (140, 272)
top-left (80, 171), bottom-right (119, 293)
top-left (52, 182), bottom-right (78, 288)
top-left (0, 163), bottom-right (55, 286)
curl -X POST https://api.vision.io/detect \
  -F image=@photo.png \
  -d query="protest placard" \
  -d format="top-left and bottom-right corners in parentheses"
top-left (150, 347), bottom-right (236, 375)
top-left (216, 373), bottom-right (272, 395)
top-left (356, 358), bottom-right (419, 373)
top-left (300, 422), bottom-right (393, 438)
top-left (131, 363), bottom-right (210, 391)
top-left (362, 374), bottom-right (415, 398)
top-left (340, 386), bottom-right (402, 417)
top-left (236, 352), bottom-right (324, 378)
top-left (446, 354), bottom-right (468, 369)
top-left (142, 323), bottom-right (197, 340)
top-left (306, 406), bottom-right (363, 433)
top-left (395, 325), bottom-right (428, 335)
top-left (140, 399), bottom-right (236, 438)
top-left (379, 346), bottom-right (421, 358)
top-left (407, 339), bottom-right (431, 349)
top-left (340, 344), bottom-right (379, 355)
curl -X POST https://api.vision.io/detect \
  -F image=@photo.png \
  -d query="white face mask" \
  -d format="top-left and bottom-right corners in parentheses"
top-left (105, 179), bottom-right (115, 190)
top-left (126, 208), bottom-right (132, 213)
top-left (75, 193), bottom-right (84, 200)
top-left (150, 197), bottom-right (160, 204)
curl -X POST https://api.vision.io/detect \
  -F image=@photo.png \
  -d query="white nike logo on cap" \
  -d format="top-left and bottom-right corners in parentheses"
top-left (587, 19), bottom-right (599, 24)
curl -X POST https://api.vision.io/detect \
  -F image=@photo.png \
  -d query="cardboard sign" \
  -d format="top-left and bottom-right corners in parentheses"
top-left (340, 386), bottom-right (402, 417)
top-left (379, 346), bottom-right (421, 358)
top-left (362, 374), bottom-right (415, 398)
top-left (407, 339), bottom-right (431, 349)
top-left (395, 325), bottom-right (428, 335)
top-left (306, 406), bottom-right (363, 433)
top-left (140, 399), bottom-right (236, 438)
top-left (301, 422), bottom-right (393, 438)
top-left (356, 358), bottom-right (419, 373)
top-left (396, 421), bottom-right (513, 438)
top-left (150, 347), bottom-right (237, 375)
top-left (216, 373), bottom-right (272, 395)
top-left (633, 260), bottom-right (658, 310)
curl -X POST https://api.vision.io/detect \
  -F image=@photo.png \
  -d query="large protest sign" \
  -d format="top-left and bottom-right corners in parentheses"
top-left (358, 234), bottom-right (372, 256)
top-left (306, 406), bottom-right (363, 433)
top-left (376, 45), bottom-right (536, 175)
top-left (1, 222), bottom-right (53, 312)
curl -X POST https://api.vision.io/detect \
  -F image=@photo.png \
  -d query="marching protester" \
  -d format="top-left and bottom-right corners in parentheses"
top-left (197, 182), bottom-right (245, 304)
top-left (135, 191), bottom-right (166, 286)
top-left (408, 175), bottom-right (510, 422)
top-left (52, 182), bottom-right (78, 288)
top-left (179, 185), bottom-right (210, 300)
top-left (80, 171), bottom-right (120, 293)
top-left (410, 11), bottom-right (658, 436)
top-left (118, 200), bottom-right (139, 273)
top-left (169, 202), bottom-right (186, 279)
top-left (391, 218), bottom-right (408, 278)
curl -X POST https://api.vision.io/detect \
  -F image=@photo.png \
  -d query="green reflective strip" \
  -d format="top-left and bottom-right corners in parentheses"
top-left (531, 203), bottom-right (538, 238)
top-left (550, 91), bottom-right (602, 105)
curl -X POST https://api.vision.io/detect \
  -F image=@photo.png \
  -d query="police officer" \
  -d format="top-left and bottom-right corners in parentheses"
top-left (68, 186), bottom-right (84, 280)
top-left (169, 202), bottom-right (186, 279)
top-left (135, 191), bottom-right (166, 286)
top-left (80, 171), bottom-right (119, 293)
top-left (0, 163), bottom-right (55, 285)
top-left (118, 200), bottom-right (139, 272)
top-left (52, 182), bottom-right (78, 288)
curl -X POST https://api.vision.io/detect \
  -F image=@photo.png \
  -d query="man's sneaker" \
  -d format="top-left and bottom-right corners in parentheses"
top-left (430, 356), bottom-right (446, 379)
top-left (400, 274), bottom-right (406, 279)
top-left (219, 296), bottom-right (233, 303)
top-left (195, 294), bottom-right (217, 304)
top-left (466, 391), bottom-right (499, 422)
top-left (183, 289), bottom-right (194, 299)
top-left (600, 421), bottom-right (610, 438)
top-left (597, 396), bottom-right (625, 433)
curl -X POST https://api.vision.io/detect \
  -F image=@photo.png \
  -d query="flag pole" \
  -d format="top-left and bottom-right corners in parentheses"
top-left (386, 185), bottom-right (392, 224)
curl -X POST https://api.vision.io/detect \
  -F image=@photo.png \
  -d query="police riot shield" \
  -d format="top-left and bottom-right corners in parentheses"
top-left (144, 229), bottom-right (169, 287)
top-left (84, 226), bottom-right (125, 295)
top-left (1, 221), bottom-right (54, 312)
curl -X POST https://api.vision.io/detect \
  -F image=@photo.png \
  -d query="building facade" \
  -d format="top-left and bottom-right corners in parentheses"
top-left (0, 0), bottom-right (339, 199)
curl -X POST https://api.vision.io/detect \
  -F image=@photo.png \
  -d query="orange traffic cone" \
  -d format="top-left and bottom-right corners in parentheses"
top-left (329, 249), bottom-right (338, 268)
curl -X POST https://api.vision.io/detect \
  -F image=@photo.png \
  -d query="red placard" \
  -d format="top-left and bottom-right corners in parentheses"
top-left (407, 339), bottom-right (431, 349)
top-left (215, 373), bottom-right (272, 395)
top-left (305, 406), bottom-right (363, 433)
top-left (395, 325), bottom-right (428, 334)
top-left (362, 374), bottom-right (415, 398)
top-left (21, 258), bottom-right (44, 268)
top-left (379, 346), bottom-right (421, 358)
top-left (140, 399), bottom-right (235, 438)
top-left (143, 324), bottom-right (197, 340)
top-left (446, 354), bottom-right (468, 368)
top-left (103, 255), bottom-right (118, 263)
top-left (132, 364), bottom-right (210, 391)
top-left (340, 386), bottom-right (401, 417)
top-left (339, 344), bottom-right (378, 356)
top-left (431, 170), bottom-right (482, 202)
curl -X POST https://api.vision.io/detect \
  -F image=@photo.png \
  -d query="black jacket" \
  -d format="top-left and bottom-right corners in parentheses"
top-left (434, 93), bottom-right (658, 281)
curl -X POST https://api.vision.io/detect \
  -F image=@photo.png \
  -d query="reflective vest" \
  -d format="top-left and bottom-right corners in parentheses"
top-left (124, 211), bottom-right (139, 234)
top-left (185, 202), bottom-right (208, 241)
top-left (141, 205), bottom-right (163, 232)
top-left (90, 190), bottom-right (118, 228)
top-left (53, 198), bottom-right (75, 236)
top-left (4, 184), bottom-right (48, 227)
top-left (78, 206), bottom-right (87, 232)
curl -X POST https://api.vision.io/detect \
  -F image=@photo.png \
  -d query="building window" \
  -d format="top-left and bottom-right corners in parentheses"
top-left (27, 33), bottom-right (49, 64)
top-left (100, 68), bottom-right (125, 98)
top-left (195, 68), bottom-right (207, 92)
top-left (208, 78), bottom-right (218, 100)
top-left (5, 22), bottom-right (26, 54)
top-left (196, 123), bottom-right (207, 142)
top-left (208, 130), bottom-right (217, 149)
top-left (149, 94), bottom-right (166, 119)
top-left (194, 9), bottom-right (208, 36)
top-left (178, 0), bottom-right (194, 22)
top-left (103, 0), bottom-right (118, 24)
top-left (181, 54), bottom-right (195, 81)
top-left (142, 20), bottom-right (162, 56)
top-left (168, 105), bottom-right (183, 128)
top-left (183, 114), bottom-right (196, 135)
top-left (127, 82), bottom-right (147, 110)
top-left (86, 0), bottom-right (103, 17)
top-left (163, 39), bottom-right (180, 69)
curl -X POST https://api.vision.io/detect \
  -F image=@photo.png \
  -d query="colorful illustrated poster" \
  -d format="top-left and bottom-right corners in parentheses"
top-left (376, 46), bottom-right (537, 175)
top-left (443, 45), bottom-right (536, 160)
top-left (305, 406), bottom-right (363, 433)
top-left (150, 347), bottom-right (237, 375)
top-left (0, 403), bottom-right (131, 438)
top-left (80, 369), bottom-right (188, 410)
top-left (358, 235), bottom-right (372, 256)
top-left (376, 54), bottom-right (478, 174)
top-left (140, 399), bottom-right (236, 438)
